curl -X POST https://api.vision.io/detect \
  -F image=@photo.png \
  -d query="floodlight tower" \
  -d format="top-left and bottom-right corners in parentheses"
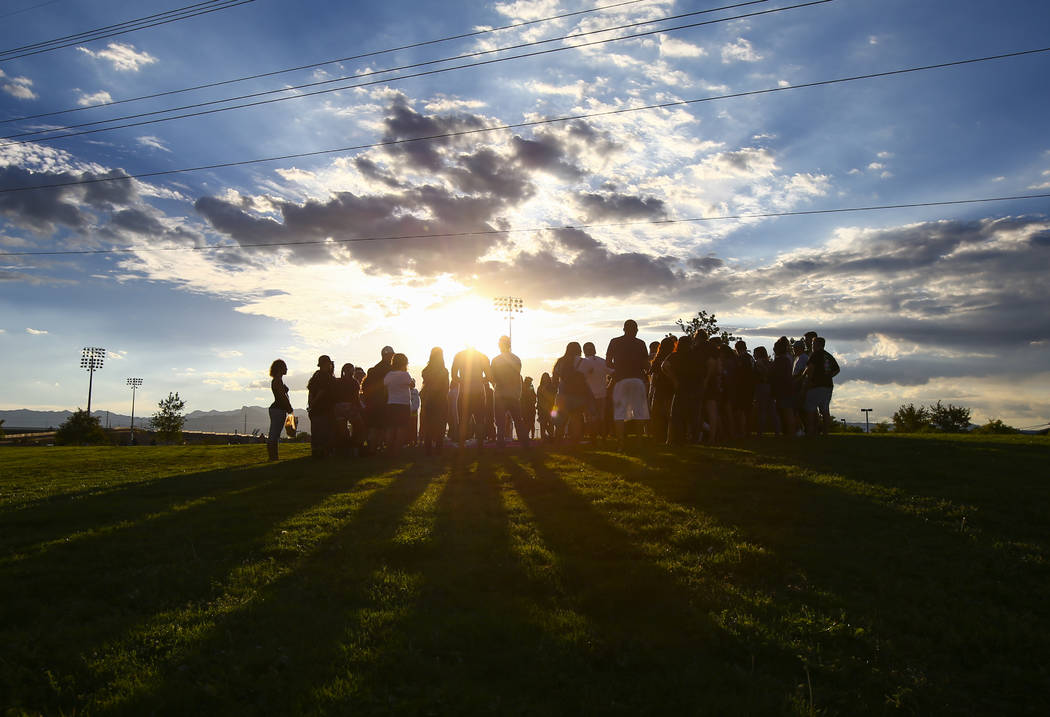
top-left (80, 347), bottom-right (105, 415)
top-left (492, 296), bottom-right (524, 343)
top-left (861, 408), bottom-right (873, 433)
top-left (127, 378), bottom-right (143, 444)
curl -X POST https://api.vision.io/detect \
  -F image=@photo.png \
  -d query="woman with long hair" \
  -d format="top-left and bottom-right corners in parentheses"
top-left (552, 341), bottom-right (587, 444)
top-left (649, 335), bottom-right (677, 444)
top-left (536, 372), bottom-right (556, 440)
top-left (420, 347), bottom-right (450, 455)
top-left (267, 359), bottom-right (293, 461)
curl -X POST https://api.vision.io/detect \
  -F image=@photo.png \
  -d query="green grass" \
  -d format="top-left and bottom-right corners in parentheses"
top-left (1, 435), bottom-right (1048, 715)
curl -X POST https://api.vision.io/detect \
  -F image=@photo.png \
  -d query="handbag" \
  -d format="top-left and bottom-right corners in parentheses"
top-left (284, 414), bottom-right (298, 438)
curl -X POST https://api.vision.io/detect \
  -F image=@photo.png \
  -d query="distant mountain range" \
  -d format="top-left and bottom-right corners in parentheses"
top-left (0, 407), bottom-right (312, 434)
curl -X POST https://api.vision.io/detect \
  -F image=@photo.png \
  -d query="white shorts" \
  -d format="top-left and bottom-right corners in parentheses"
top-left (613, 378), bottom-right (650, 422)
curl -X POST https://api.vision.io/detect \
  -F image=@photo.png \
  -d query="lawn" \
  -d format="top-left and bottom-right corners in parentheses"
top-left (1, 435), bottom-right (1047, 715)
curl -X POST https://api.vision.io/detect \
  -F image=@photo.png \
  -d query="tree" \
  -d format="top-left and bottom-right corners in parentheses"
top-left (871, 421), bottom-right (891, 433)
top-left (0, 418), bottom-right (5, 439)
top-left (55, 409), bottom-right (108, 445)
top-left (150, 392), bottom-right (187, 443)
top-left (892, 403), bottom-right (931, 433)
top-left (675, 309), bottom-right (738, 343)
top-left (928, 401), bottom-right (972, 433)
top-left (971, 419), bottom-right (1018, 435)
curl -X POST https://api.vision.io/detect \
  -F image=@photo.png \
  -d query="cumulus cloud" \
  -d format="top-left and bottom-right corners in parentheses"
top-left (25, 327), bottom-right (48, 334)
top-left (77, 42), bottom-right (157, 72)
top-left (0, 70), bottom-right (37, 100)
top-left (721, 38), bottom-right (762, 63)
top-left (77, 90), bottom-right (112, 106)
top-left (658, 35), bottom-right (706, 58)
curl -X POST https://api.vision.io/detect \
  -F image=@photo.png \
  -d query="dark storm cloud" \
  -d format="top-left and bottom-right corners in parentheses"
top-left (0, 165), bottom-right (140, 236)
top-left (688, 255), bottom-right (724, 273)
top-left (577, 191), bottom-right (668, 221)
top-left (379, 95), bottom-right (489, 172)
top-left (511, 135), bottom-right (585, 179)
top-left (472, 227), bottom-right (678, 300)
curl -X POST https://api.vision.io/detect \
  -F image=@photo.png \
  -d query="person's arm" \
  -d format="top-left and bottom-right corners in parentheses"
top-left (605, 340), bottom-right (616, 371)
top-left (828, 354), bottom-right (841, 378)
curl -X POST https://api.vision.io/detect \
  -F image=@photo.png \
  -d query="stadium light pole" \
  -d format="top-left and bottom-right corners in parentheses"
top-left (861, 408), bottom-right (873, 433)
top-left (127, 378), bottom-right (143, 444)
top-left (80, 347), bottom-right (105, 415)
top-left (492, 296), bottom-right (524, 343)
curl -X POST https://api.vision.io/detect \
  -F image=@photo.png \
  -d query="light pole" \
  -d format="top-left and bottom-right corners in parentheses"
top-left (127, 378), bottom-right (143, 444)
top-left (861, 408), bottom-right (873, 433)
top-left (80, 347), bottom-right (105, 415)
top-left (492, 296), bottom-right (523, 343)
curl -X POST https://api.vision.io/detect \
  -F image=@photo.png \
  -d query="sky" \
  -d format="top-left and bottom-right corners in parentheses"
top-left (1, 0), bottom-right (1048, 428)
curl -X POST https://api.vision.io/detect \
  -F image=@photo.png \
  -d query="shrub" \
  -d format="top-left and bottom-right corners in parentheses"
top-left (55, 409), bottom-right (108, 446)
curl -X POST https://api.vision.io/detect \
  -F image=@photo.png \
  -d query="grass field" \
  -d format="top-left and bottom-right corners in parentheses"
top-left (1, 435), bottom-right (1048, 716)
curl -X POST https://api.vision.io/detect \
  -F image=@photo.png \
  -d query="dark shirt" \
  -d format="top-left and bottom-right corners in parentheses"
top-left (663, 349), bottom-right (699, 391)
top-left (605, 334), bottom-right (649, 383)
top-left (334, 376), bottom-right (361, 406)
top-left (552, 355), bottom-right (588, 397)
top-left (806, 349), bottom-right (840, 388)
top-left (307, 370), bottom-right (336, 413)
top-left (362, 359), bottom-right (392, 407)
top-left (420, 364), bottom-right (450, 402)
top-left (771, 354), bottom-right (794, 401)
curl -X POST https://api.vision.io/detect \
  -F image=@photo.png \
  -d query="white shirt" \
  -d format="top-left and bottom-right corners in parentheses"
top-left (578, 354), bottom-right (610, 398)
top-left (384, 370), bottom-right (415, 405)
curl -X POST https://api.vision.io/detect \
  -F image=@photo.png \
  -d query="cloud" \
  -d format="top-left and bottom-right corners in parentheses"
top-left (77, 90), bottom-right (113, 106)
top-left (721, 38), bottom-right (762, 63)
top-left (26, 328), bottom-right (48, 335)
top-left (576, 191), bottom-right (668, 221)
top-left (136, 136), bottom-right (170, 153)
top-left (77, 42), bottom-right (157, 72)
top-left (658, 35), bottom-right (706, 58)
top-left (216, 349), bottom-right (244, 358)
top-left (0, 70), bottom-right (37, 100)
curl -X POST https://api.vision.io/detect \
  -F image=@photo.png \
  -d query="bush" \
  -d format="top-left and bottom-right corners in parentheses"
top-left (55, 409), bottom-right (108, 446)
top-left (150, 392), bottom-right (187, 443)
top-left (971, 419), bottom-right (1019, 435)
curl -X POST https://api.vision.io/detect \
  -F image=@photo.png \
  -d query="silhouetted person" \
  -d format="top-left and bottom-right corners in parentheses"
top-left (803, 336), bottom-right (840, 437)
top-left (267, 359), bottom-right (293, 461)
top-left (521, 376), bottom-right (537, 439)
top-left (451, 345), bottom-right (491, 449)
top-left (335, 362), bottom-right (363, 454)
top-left (752, 346), bottom-right (777, 436)
top-left (734, 340), bottom-right (756, 437)
top-left (649, 336), bottom-right (677, 444)
top-left (307, 355), bottom-right (337, 458)
top-left (664, 335), bottom-right (700, 444)
top-left (771, 337), bottom-right (795, 438)
top-left (420, 347), bottom-right (449, 455)
top-left (384, 352), bottom-right (415, 456)
top-left (362, 346), bottom-right (394, 452)
top-left (490, 335), bottom-right (530, 448)
top-left (606, 319), bottom-right (650, 449)
top-left (579, 341), bottom-right (610, 440)
top-left (537, 372), bottom-right (556, 440)
top-left (552, 341), bottom-right (588, 444)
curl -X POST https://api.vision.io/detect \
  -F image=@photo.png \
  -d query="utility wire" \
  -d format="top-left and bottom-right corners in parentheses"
top-left (0, 0), bottom-right (68, 21)
top-left (0, 0), bottom-right (658, 125)
top-left (2, 44), bottom-right (1048, 195)
top-left (0, 0), bottom-right (255, 62)
top-left (2, 193), bottom-right (1048, 256)
top-left (0, 0), bottom-right (777, 144)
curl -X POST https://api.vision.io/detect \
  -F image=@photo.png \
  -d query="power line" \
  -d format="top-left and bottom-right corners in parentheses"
top-left (0, 0), bottom-right (658, 125)
top-left (0, 0), bottom-right (255, 62)
top-left (0, 0), bottom-right (780, 144)
top-left (0, 0), bottom-right (68, 21)
top-left (2, 192), bottom-right (1048, 257)
top-left (2, 44), bottom-right (1048, 195)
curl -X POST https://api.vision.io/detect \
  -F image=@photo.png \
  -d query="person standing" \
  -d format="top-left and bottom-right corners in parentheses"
top-left (420, 347), bottom-right (450, 455)
top-left (579, 341), bottom-right (611, 441)
top-left (490, 335), bottom-right (531, 448)
top-left (384, 353), bottom-right (415, 456)
top-left (307, 355), bottom-right (337, 458)
top-left (450, 345), bottom-right (491, 449)
top-left (803, 336), bottom-right (841, 437)
top-left (362, 346), bottom-right (394, 452)
top-left (521, 376), bottom-right (537, 439)
top-left (334, 362), bottom-right (363, 455)
top-left (552, 342), bottom-right (588, 444)
top-left (605, 319), bottom-right (651, 449)
top-left (267, 359), bottom-right (293, 461)
top-left (536, 372), bottom-right (556, 440)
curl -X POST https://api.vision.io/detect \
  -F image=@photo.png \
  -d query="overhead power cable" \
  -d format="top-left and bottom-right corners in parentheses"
top-left (0, 0), bottom-right (68, 21)
top-left (0, 0), bottom-right (255, 62)
top-left (2, 44), bottom-right (1048, 196)
top-left (2, 193), bottom-right (1048, 257)
top-left (0, 0), bottom-right (780, 144)
top-left (0, 0), bottom-right (658, 125)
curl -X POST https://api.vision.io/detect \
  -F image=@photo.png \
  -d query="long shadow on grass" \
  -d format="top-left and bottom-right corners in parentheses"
top-left (98, 458), bottom-right (446, 716)
top-left (574, 444), bottom-right (1050, 715)
top-left (0, 455), bottom-right (405, 716)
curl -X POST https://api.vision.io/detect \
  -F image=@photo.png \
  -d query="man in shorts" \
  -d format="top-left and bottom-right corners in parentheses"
top-left (605, 319), bottom-right (650, 449)
top-left (803, 336), bottom-right (840, 437)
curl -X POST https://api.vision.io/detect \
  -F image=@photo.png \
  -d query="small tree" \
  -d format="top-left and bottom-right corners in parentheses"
top-left (55, 409), bottom-right (108, 445)
top-left (871, 421), bottom-right (891, 433)
top-left (892, 403), bottom-right (931, 433)
top-left (675, 309), bottom-right (738, 343)
top-left (971, 419), bottom-right (1018, 435)
top-left (150, 392), bottom-right (187, 443)
top-left (0, 418), bottom-right (5, 439)
top-left (929, 401), bottom-right (972, 433)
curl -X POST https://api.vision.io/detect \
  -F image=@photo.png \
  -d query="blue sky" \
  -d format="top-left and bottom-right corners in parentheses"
top-left (1, 0), bottom-right (1048, 427)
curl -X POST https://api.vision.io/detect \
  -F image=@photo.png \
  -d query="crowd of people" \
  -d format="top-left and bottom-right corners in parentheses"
top-left (265, 319), bottom-right (840, 461)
